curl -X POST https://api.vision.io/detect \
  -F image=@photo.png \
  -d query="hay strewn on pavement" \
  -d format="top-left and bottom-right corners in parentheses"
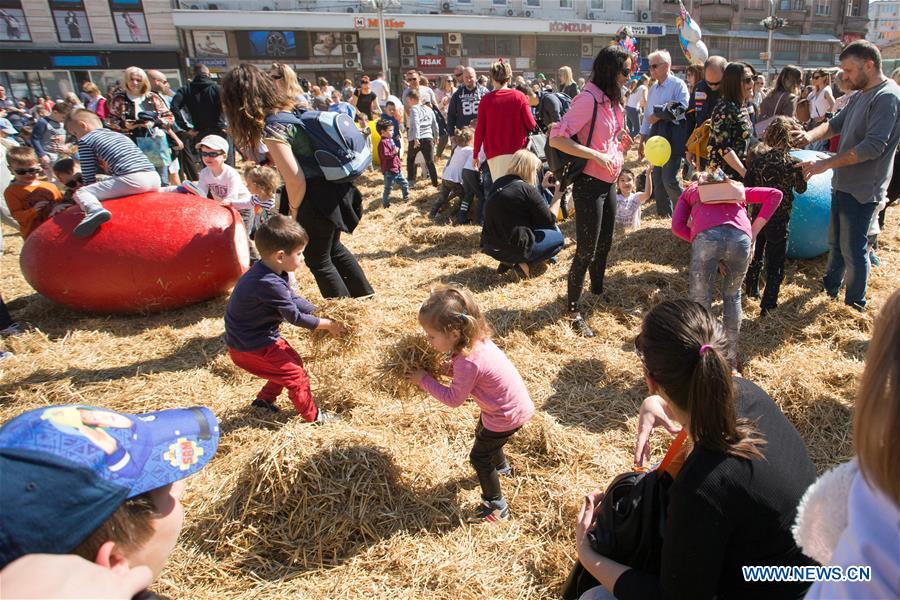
top-left (1, 153), bottom-right (897, 599)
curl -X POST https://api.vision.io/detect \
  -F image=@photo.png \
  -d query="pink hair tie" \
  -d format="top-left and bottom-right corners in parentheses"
top-left (699, 344), bottom-right (713, 356)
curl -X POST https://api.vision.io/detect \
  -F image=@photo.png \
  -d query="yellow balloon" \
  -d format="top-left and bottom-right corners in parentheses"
top-left (367, 120), bottom-right (382, 166)
top-left (645, 136), bottom-right (672, 167)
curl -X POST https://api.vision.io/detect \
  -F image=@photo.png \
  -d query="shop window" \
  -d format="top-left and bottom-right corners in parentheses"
top-left (109, 0), bottom-right (149, 43)
top-left (0, 0), bottom-right (31, 41)
top-left (621, 0), bottom-right (633, 11)
top-left (559, 0), bottom-right (573, 8)
top-left (495, 36), bottom-right (520, 56)
top-left (416, 34), bottom-right (443, 56)
top-left (49, 0), bottom-right (92, 43)
top-left (590, 0), bottom-right (604, 9)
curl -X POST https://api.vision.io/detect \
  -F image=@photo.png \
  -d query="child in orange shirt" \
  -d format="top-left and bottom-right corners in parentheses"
top-left (4, 146), bottom-right (64, 238)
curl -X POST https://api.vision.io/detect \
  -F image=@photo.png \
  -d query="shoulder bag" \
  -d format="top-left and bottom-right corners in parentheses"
top-left (544, 92), bottom-right (599, 190)
top-left (562, 430), bottom-right (688, 599)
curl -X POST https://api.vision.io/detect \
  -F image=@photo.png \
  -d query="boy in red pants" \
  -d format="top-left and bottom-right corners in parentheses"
top-left (224, 215), bottom-right (344, 422)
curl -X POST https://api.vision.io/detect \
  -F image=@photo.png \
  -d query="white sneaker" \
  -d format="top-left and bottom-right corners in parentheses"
top-left (73, 208), bottom-right (112, 238)
top-left (313, 410), bottom-right (341, 424)
top-left (0, 323), bottom-right (23, 337)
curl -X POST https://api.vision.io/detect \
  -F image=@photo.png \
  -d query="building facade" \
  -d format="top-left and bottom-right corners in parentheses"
top-left (171, 0), bottom-right (666, 91)
top-left (0, 0), bottom-right (182, 102)
top-left (868, 0), bottom-right (899, 47)
top-left (651, 0), bottom-right (869, 73)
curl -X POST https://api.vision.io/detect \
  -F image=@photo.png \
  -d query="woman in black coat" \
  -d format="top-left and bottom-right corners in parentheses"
top-left (481, 150), bottom-right (564, 278)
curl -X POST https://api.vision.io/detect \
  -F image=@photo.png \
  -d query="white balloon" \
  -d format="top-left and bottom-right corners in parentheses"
top-left (680, 17), bottom-right (702, 43)
top-left (688, 40), bottom-right (709, 65)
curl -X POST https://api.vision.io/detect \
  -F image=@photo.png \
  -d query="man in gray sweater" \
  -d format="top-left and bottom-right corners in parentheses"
top-left (795, 40), bottom-right (900, 310)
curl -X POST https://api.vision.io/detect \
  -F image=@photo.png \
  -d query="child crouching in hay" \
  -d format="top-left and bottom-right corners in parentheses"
top-left (224, 215), bottom-right (345, 423)
top-left (407, 285), bottom-right (534, 523)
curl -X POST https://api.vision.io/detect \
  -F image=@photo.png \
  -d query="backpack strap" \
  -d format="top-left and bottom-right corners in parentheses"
top-left (265, 111), bottom-right (305, 127)
top-left (658, 429), bottom-right (688, 476)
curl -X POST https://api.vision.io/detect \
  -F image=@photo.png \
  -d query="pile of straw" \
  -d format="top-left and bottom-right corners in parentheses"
top-left (1, 147), bottom-right (896, 599)
top-left (376, 333), bottom-right (446, 398)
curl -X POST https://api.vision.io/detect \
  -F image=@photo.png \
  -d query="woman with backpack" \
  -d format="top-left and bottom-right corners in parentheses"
top-left (548, 45), bottom-right (632, 338)
top-left (221, 64), bottom-right (374, 299)
top-left (573, 300), bottom-right (816, 600)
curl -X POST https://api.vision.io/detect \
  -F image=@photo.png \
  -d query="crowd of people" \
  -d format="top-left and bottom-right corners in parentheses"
top-left (1, 37), bottom-right (899, 599)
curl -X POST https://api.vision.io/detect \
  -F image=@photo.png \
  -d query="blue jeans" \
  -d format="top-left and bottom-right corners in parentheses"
top-left (625, 106), bottom-right (641, 137)
top-left (690, 225), bottom-right (752, 356)
top-left (382, 171), bottom-right (410, 207)
top-left (651, 153), bottom-right (683, 217)
top-left (824, 190), bottom-right (878, 307)
top-left (483, 228), bottom-right (564, 266)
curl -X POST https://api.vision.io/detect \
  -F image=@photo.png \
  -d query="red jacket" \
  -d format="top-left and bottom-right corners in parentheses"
top-left (473, 88), bottom-right (536, 161)
top-left (378, 138), bottom-right (401, 174)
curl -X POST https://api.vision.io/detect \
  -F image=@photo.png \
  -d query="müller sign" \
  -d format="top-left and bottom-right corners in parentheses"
top-left (549, 21), bottom-right (593, 33)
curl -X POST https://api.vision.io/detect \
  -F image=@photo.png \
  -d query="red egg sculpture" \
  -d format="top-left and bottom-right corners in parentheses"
top-left (20, 192), bottom-right (250, 313)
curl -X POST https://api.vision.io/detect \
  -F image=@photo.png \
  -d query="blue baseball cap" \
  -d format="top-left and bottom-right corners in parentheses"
top-left (0, 405), bottom-right (219, 567)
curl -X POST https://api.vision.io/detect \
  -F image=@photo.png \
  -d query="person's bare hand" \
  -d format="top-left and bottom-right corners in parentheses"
top-left (634, 394), bottom-right (681, 466)
top-left (592, 151), bottom-right (612, 170)
top-left (326, 319), bottom-right (346, 338)
top-left (0, 553), bottom-right (153, 599)
top-left (790, 129), bottom-right (811, 148)
top-left (406, 369), bottom-right (427, 385)
top-left (576, 491), bottom-right (605, 554)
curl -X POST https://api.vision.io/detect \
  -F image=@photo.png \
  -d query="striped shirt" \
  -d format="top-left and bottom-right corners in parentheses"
top-left (77, 127), bottom-right (155, 185)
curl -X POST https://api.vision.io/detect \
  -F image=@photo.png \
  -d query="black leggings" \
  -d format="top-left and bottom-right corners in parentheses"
top-left (745, 208), bottom-right (789, 310)
top-left (297, 208), bottom-right (374, 299)
top-left (407, 138), bottom-right (438, 186)
top-left (567, 174), bottom-right (616, 311)
top-left (469, 419), bottom-right (519, 501)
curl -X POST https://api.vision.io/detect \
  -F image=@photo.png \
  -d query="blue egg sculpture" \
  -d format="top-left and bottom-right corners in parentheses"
top-left (787, 149), bottom-right (832, 259)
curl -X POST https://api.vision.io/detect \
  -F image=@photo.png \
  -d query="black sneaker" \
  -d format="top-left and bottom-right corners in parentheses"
top-left (250, 399), bottom-right (280, 413)
top-left (572, 316), bottom-right (596, 338)
top-left (497, 263), bottom-right (512, 275)
top-left (468, 500), bottom-right (510, 523)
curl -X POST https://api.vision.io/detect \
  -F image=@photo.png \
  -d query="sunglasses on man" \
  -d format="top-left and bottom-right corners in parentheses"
top-left (14, 167), bottom-right (42, 175)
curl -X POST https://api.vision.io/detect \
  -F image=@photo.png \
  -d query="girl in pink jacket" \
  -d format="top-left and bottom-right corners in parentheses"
top-left (672, 178), bottom-right (782, 364)
top-left (409, 285), bottom-right (534, 524)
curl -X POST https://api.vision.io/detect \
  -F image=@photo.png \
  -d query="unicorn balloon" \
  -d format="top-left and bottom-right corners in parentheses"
top-left (676, 1), bottom-right (706, 65)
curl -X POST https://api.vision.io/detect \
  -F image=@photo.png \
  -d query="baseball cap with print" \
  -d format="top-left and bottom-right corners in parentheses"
top-left (0, 404), bottom-right (219, 567)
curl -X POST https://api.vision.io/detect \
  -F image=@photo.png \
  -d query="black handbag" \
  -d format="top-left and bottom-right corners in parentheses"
top-left (544, 94), bottom-right (598, 190)
top-left (561, 431), bottom-right (687, 600)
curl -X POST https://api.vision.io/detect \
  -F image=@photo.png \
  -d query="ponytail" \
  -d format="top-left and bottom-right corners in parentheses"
top-left (687, 344), bottom-right (765, 460)
top-left (638, 300), bottom-right (766, 460)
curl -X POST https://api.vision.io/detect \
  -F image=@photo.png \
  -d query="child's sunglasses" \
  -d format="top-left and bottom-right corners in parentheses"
top-left (14, 167), bottom-right (42, 175)
top-left (200, 151), bottom-right (225, 158)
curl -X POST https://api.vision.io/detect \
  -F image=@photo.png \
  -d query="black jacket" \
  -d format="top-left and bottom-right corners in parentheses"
top-left (446, 84), bottom-right (489, 135)
top-left (171, 75), bottom-right (226, 133)
top-left (687, 79), bottom-right (721, 136)
top-left (481, 175), bottom-right (556, 261)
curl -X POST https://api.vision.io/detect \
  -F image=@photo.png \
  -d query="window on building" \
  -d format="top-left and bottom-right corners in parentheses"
top-left (744, 0), bottom-right (764, 8)
top-left (590, 0), bottom-right (604, 9)
top-left (49, 0), bottom-right (92, 43)
top-left (845, 0), bottom-right (860, 16)
top-left (0, 0), bottom-right (31, 42)
top-left (559, 0), bottom-right (573, 8)
top-left (814, 0), bottom-right (831, 16)
top-left (0, 0), bottom-right (31, 41)
top-left (778, 0), bottom-right (805, 10)
top-left (621, 0), bottom-right (633, 11)
top-left (524, 0), bottom-right (540, 7)
top-left (109, 0), bottom-right (150, 43)
top-left (455, 0), bottom-right (471, 3)
top-left (492, 0), bottom-right (507, 5)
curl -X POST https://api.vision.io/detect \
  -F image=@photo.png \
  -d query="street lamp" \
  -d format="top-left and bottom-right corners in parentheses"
top-left (362, 0), bottom-right (400, 84)
top-left (761, 0), bottom-right (788, 78)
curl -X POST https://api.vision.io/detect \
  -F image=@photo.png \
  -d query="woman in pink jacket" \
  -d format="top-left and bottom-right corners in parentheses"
top-left (672, 180), bottom-right (782, 364)
top-left (549, 45), bottom-right (633, 337)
